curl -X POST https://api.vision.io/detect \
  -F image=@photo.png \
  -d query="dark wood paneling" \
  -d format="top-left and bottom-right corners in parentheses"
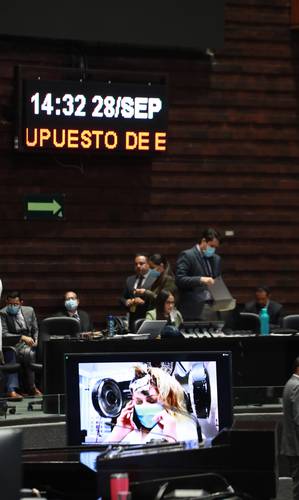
top-left (0, 0), bottom-right (299, 324)
top-left (291, 0), bottom-right (299, 27)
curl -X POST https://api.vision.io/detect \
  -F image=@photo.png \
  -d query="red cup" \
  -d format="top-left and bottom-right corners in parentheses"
top-left (110, 473), bottom-right (129, 500)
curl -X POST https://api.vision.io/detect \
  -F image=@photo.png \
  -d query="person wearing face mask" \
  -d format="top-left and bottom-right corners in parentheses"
top-left (108, 366), bottom-right (199, 445)
top-left (0, 290), bottom-right (41, 397)
top-left (54, 290), bottom-right (93, 333)
top-left (175, 228), bottom-right (223, 321)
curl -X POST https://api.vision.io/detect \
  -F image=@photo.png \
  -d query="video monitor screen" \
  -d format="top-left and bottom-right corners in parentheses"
top-left (65, 351), bottom-right (233, 447)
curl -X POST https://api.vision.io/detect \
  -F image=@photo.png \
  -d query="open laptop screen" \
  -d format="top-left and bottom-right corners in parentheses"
top-left (136, 320), bottom-right (167, 338)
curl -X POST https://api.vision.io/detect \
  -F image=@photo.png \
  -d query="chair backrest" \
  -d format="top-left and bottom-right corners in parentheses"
top-left (40, 316), bottom-right (81, 337)
top-left (238, 312), bottom-right (260, 333)
top-left (282, 314), bottom-right (299, 331)
top-left (36, 316), bottom-right (81, 363)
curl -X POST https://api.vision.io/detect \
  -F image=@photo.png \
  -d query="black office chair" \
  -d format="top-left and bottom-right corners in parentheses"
top-left (27, 317), bottom-right (80, 411)
top-left (282, 315), bottom-right (299, 331)
top-left (238, 312), bottom-right (260, 333)
top-left (40, 316), bottom-right (81, 338)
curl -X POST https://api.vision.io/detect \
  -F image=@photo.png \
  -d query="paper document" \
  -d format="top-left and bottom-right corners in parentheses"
top-left (208, 276), bottom-right (236, 311)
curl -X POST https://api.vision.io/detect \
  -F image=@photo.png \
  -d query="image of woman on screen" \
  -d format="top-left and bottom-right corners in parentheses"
top-left (108, 365), bottom-right (200, 445)
top-left (145, 290), bottom-right (183, 337)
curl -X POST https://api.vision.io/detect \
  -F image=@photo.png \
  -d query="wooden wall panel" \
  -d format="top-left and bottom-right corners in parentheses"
top-left (291, 0), bottom-right (299, 27)
top-left (0, 0), bottom-right (299, 326)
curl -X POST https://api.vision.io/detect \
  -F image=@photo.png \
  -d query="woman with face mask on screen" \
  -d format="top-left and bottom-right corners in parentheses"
top-left (108, 366), bottom-right (200, 445)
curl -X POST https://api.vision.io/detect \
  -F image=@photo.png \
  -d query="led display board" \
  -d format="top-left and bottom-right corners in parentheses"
top-left (16, 79), bottom-right (168, 154)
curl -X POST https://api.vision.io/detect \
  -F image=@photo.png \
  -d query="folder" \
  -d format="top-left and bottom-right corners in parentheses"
top-left (208, 276), bottom-right (236, 311)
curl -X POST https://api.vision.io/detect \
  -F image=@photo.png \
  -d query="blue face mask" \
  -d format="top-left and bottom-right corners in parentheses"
top-left (150, 269), bottom-right (161, 278)
top-left (7, 304), bottom-right (21, 315)
top-left (65, 299), bottom-right (78, 311)
top-left (134, 402), bottom-right (163, 429)
top-left (203, 246), bottom-right (215, 258)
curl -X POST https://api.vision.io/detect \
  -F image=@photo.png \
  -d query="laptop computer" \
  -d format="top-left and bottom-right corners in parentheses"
top-left (136, 319), bottom-right (167, 338)
top-left (108, 320), bottom-right (168, 340)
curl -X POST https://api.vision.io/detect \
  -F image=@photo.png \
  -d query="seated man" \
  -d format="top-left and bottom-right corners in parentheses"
top-left (0, 291), bottom-right (42, 397)
top-left (54, 290), bottom-right (93, 333)
top-left (243, 285), bottom-right (284, 327)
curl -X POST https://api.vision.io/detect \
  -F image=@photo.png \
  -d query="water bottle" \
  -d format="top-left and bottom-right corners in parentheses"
top-left (107, 314), bottom-right (115, 337)
top-left (260, 307), bottom-right (270, 335)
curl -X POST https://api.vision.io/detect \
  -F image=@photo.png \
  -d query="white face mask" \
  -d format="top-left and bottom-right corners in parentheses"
top-left (65, 298), bottom-right (78, 311)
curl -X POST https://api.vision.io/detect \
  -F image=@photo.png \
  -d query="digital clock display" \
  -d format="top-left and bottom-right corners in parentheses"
top-left (17, 79), bottom-right (168, 153)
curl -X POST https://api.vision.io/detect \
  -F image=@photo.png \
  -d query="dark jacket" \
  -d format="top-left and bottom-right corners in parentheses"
top-left (243, 300), bottom-right (284, 327)
top-left (53, 309), bottom-right (93, 333)
top-left (175, 245), bottom-right (221, 320)
top-left (0, 305), bottom-right (39, 343)
top-left (120, 272), bottom-right (157, 329)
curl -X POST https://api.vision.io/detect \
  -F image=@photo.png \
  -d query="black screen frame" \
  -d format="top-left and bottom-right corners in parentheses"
top-left (65, 350), bottom-right (233, 447)
top-left (15, 75), bottom-right (168, 155)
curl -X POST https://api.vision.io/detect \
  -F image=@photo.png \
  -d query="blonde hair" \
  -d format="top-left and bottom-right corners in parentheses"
top-left (133, 365), bottom-right (187, 414)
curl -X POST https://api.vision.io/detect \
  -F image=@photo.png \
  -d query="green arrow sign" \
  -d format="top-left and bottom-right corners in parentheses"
top-left (27, 199), bottom-right (62, 215)
top-left (24, 195), bottom-right (64, 220)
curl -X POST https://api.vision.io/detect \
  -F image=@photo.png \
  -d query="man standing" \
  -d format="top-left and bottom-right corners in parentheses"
top-left (175, 228), bottom-right (222, 321)
top-left (1, 290), bottom-right (41, 397)
top-left (243, 285), bottom-right (284, 327)
top-left (281, 357), bottom-right (299, 500)
top-left (120, 253), bottom-right (156, 331)
top-left (54, 290), bottom-right (93, 333)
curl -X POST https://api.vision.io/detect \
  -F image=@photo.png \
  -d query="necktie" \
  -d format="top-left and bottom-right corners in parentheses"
top-left (136, 275), bottom-right (144, 288)
top-left (15, 313), bottom-right (27, 331)
top-left (204, 257), bottom-right (213, 277)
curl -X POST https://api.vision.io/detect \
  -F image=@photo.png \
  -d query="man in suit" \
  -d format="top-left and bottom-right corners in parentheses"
top-left (175, 228), bottom-right (222, 321)
top-left (243, 285), bottom-right (284, 327)
top-left (54, 290), bottom-right (93, 333)
top-left (0, 290), bottom-right (41, 397)
top-left (120, 253), bottom-right (157, 331)
top-left (281, 357), bottom-right (299, 500)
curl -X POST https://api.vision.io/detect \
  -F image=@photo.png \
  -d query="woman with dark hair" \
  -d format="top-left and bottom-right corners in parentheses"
top-left (145, 289), bottom-right (183, 329)
top-left (134, 254), bottom-right (176, 307)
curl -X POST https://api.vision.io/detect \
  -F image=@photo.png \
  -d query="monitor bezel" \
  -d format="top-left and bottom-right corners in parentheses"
top-left (65, 350), bottom-right (233, 447)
